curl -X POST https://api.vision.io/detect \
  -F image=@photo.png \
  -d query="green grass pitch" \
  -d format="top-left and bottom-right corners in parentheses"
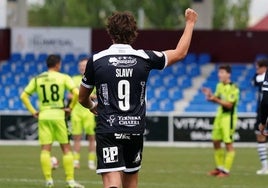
top-left (0, 145), bottom-right (266, 188)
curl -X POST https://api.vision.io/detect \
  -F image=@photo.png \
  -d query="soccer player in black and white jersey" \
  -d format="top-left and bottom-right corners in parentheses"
top-left (79, 8), bottom-right (198, 188)
top-left (253, 59), bottom-right (268, 174)
top-left (259, 66), bottom-right (268, 144)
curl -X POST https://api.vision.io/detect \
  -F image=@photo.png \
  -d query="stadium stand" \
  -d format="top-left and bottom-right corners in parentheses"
top-left (0, 52), bottom-right (262, 112)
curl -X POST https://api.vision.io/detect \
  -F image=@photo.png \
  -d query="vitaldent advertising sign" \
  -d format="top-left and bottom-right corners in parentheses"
top-left (173, 115), bottom-right (256, 142)
top-left (11, 27), bottom-right (91, 55)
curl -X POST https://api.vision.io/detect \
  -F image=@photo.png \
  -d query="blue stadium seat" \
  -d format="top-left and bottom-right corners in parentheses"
top-left (255, 54), bottom-right (268, 61)
top-left (148, 100), bottom-right (160, 111)
top-left (63, 53), bottom-right (75, 63)
top-left (169, 88), bottom-right (183, 101)
top-left (1, 63), bottom-right (11, 73)
top-left (149, 75), bottom-right (164, 88)
top-left (163, 75), bottom-right (177, 88)
top-left (9, 98), bottom-right (24, 110)
top-left (185, 104), bottom-right (216, 112)
top-left (172, 64), bottom-right (186, 76)
top-left (180, 78), bottom-right (192, 88)
top-left (0, 98), bottom-right (9, 110)
top-left (24, 53), bottom-right (35, 62)
top-left (10, 53), bottom-right (22, 62)
top-left (37, 53), bottom-right (48, 62)
top-left (241, 90), bottom-right (255, 101)
top-left (3, 75), bottom-right (15, 86)
top-left (13, 63), bottom-right (24, 73)
top-left (160, 99), bottom-right (174, 111)
top-left (146, 88), bottom-right (154, 100)
top-left (183, 53), bottom-right (197, 64)
top-left (187, 65), bottom-right (200, 77)
top-left (77, 53), bottom-right (89, 61)
top-left (237, 104), bottom-right (247, 112)
top-left (197, 53), bottom-right (211, 64)
top-left (17, 76), bottom-right (29, 86)
top-left (156, 88), bottom-right (169, 100)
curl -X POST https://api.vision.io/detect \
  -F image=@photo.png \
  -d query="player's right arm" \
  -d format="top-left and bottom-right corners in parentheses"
top-left (164, 8), bottom-right (198, 66)
top-left (20, 78), bottom-right (38, 118)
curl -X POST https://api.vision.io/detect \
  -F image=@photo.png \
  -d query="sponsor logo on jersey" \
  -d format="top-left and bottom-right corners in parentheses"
top-left (114, 133), bottom-right (130, 139)
top-left (133, 150), bottom-right (141, 164)
top-left (103, 146), bottom-right (118, 163)
top-left (118, 116), bottom-right (141, 127)
top-left (108, 56), bottom-right (137, 67)
top-left (107, 115), bottom-right (116, 126)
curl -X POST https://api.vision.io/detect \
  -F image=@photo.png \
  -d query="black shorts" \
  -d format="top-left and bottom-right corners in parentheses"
top-left (96, 133), bottom-right (143, 174)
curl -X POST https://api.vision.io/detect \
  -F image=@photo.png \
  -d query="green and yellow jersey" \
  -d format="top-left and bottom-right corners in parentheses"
top-left (71, 75), bottom-right (96, 114)
top-left (214, 82), bottom-right (240, 116)
top-left (22, 71), bottom-right (77, 120)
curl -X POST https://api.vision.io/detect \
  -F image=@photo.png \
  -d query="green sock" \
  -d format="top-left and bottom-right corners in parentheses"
top-left (224, 151), bottom-right (235, 173)
top-left (63, 152), bottom-right (74, 181)
top-left (88, 152), bottom-right (96, 162)
top-left (73, 152), bottom-right (80, 161)
top-left (214, 148), bottom-right (224, 169)
top-left (40, 150), bottom-right (52, 181)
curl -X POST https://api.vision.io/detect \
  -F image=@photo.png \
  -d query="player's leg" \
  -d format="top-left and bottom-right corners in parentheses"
top-left (71, 113), bottom-right (83, 168)
top-left (39, 120), bottom-right (54, 187)
top-left (254, 112), bottom-right (268, 174)
top-left (218, 115), bottom-right (236, 177)
top-left (256, 134), bottom-right (268, 174)
top-left (40, 144), bottom-right (53, 187)
top-left (85, 114), bottom-right (96, 170)
top-left (122, 172), bottom-right (138, 188)
top-left (73, 134), bottom-right (82, 168)
top-left (84, 113), bottom-right (97, 169)
top-left (56, 119), bottom-right (84, 188)
top-left (121, 133), bottom-right (143, 188)
top-left (209, 117), bottom-right (224, 176)
top-left (88, 134), bottom-right (97, 169)
top-left (102, 171), bottom-right (122, 188)
top-left (96, 133), bottom-right (126, 188)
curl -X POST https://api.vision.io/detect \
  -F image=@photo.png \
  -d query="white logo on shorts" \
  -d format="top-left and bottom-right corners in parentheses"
top-left (103, 147), bottom-right (118, 163)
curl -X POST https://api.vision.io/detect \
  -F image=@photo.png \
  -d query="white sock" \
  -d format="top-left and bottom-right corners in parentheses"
top-left (258, 143), bottom-right (268, 169)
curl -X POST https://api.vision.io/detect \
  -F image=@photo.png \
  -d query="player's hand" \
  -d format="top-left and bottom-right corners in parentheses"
top-left (89, 100), bottom-right (98, 115)
top-left (259, 123), bottom-right (268, 136)
top-left (202, 87), bottom-right (212, 98)
top-left (185, 8), bottom-right (198, 24)
top-left (64, 107), bottom-right (72, 118)
top-left (33, 112), bottom-right (39, 119)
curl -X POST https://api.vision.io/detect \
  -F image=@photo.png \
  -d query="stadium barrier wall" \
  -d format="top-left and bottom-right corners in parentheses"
top-left (0, 28), bottom-right (10, 61)
top-left (1, 29), bottom-right (268, 62)
top-left (0, 112), bottom-right (256, 142)
top-left (92, 29), bottom-right (268, 62)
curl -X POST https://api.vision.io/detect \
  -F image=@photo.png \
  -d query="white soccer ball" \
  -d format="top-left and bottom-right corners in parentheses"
top-left (51, 156), bottom-right (59, 169)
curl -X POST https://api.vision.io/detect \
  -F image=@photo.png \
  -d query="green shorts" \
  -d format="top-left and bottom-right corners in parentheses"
top-left (71, 110), bottom-right (96, 136)
top-left (212, 114), bottom-right (237, 143)
top-left (38, 119), bottom-right (69, 145)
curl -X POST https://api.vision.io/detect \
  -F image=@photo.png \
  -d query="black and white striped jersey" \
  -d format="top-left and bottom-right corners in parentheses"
top-left (260, 70), bottom-right (268, 124)
top-left (81, 44), bottom-right (167, 134)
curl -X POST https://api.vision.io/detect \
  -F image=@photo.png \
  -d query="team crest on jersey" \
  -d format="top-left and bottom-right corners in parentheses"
top-left (108, 56), bottom-right (137, 67)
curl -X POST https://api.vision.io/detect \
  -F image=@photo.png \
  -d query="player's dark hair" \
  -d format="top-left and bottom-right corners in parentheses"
top-left (219, 64), bottom-right (231, 73)
top-left (256, 58), bottom-right (268, 67)
top-left (79, 57), bottom-right (89, 62)
top-left (106, 11), bottom-right (138, 44)
top-left (46, 54), bottom-right (61, 68)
